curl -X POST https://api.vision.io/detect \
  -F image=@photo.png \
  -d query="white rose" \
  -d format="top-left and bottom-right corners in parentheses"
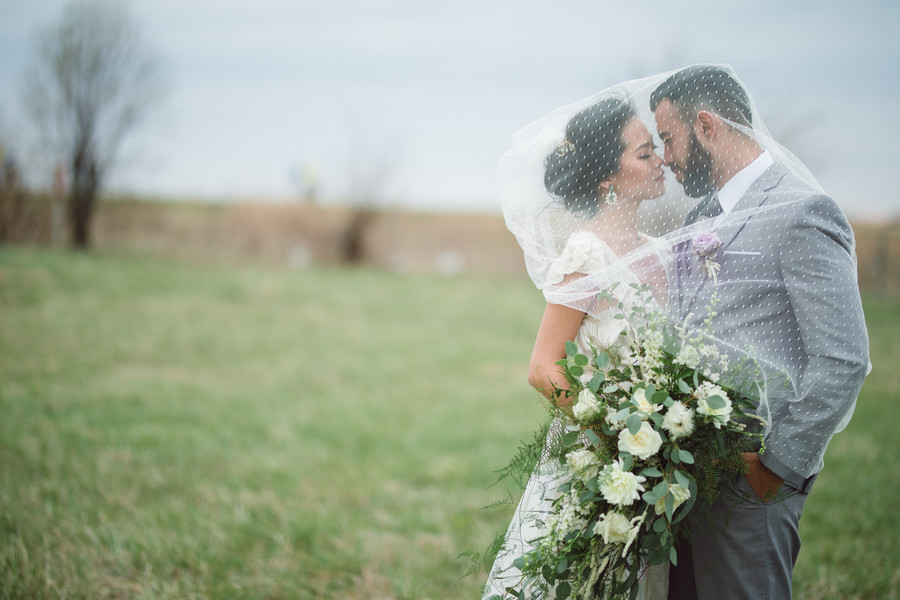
top-left (695, 382), bottom-right (733, 429)
top-left (596, 511), bottom-right (631, 545)
top-left (598, 458), bottom-right (646, 506)
top-left (618, 421), bottom-right (663, 460)
top-left (573, 388), bottom-right (603, 422)
top-left (632, 388), bottom-right (661, 419)
top-left (662, 401), bottom-right (695, 440)
top-left (653, 483), bottom-right (692, 515)
top-left (566, 448), bottom-right (599, 480)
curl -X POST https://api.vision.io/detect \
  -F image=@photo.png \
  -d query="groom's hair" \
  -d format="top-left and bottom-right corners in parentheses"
top-left (650, 64), bottom-right (753, 128)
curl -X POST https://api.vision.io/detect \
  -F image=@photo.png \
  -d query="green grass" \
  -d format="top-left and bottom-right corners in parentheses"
top-left (0, 248), bottom-right (897, 599)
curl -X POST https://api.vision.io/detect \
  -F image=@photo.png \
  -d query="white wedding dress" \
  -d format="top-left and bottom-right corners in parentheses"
top-left (482, 231), bottom-right (669, 600)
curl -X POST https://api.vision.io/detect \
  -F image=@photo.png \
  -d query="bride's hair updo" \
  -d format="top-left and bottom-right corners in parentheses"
top-left (544, 97), bottom-right (635, 217)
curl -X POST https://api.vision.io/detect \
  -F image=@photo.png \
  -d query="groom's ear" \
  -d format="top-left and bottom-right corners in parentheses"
top-left (694, 110), bottom-right (718, 144)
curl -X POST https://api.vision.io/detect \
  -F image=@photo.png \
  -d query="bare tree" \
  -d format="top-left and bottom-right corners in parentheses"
top-left (23, 0), bottom-right (165, 249)
top-left (338, 122), bottom-right (402, 264)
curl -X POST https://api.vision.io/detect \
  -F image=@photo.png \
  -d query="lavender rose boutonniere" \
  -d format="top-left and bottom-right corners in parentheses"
top-left (692, 231), bottom-right (723, 283)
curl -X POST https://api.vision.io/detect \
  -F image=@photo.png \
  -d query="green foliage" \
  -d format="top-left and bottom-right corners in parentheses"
top-left (0, 248), bottom-right (544, 599)
top-left (0, 249), bottom-right (897, 600)
top-left (492, 418), bottom-right (553, 490)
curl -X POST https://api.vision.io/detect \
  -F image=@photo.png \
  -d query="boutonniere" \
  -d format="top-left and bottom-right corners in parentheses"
top-left (692, 231), bottom-right (722, 284)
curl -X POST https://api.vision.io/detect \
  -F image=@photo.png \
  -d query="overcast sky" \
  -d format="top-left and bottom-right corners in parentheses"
top-left (1, 0), bottom-right (898, 220)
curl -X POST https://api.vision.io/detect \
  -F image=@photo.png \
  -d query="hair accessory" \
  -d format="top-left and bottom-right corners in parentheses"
top-left (555, 139), bottom-right (576, 157)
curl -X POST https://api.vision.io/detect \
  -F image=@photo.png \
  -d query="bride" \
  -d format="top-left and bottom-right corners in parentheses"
top-left (483, 96), bottom-right (671, 599)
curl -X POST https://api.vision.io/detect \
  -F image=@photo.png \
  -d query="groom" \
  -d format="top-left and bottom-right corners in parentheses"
top-left (650, 65), bottom-right (870, 599)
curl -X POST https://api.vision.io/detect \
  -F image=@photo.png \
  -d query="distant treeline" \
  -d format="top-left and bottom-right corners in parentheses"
top-left (2, 193), bottom-right (899, 297)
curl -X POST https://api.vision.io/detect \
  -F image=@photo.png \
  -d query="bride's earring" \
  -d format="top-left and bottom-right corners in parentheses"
top-left (605, 185), bottom-right (618, 206)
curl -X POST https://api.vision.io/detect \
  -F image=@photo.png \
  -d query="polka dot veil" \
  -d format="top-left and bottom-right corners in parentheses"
top-left (499, 64), bottom-right (870, 481)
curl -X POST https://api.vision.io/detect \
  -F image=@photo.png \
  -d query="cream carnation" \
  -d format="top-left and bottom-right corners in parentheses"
top-left (598, 458), bottom-right (646, 506)
top-left (662, 401), bottom-right (695, 439)
top-left (573, 388), bottom-right (603, 422)
top-left (617, 421), bottom-right (663, 460)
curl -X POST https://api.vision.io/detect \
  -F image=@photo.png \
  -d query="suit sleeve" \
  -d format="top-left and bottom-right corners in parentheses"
top-left (759, 195), bottom-right (870, 487)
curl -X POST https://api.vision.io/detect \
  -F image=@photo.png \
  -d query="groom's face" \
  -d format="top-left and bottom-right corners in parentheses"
top-left (654, 98), bottom-right (715, 198)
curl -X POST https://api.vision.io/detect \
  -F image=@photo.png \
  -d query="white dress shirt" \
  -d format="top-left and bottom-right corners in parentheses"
top-left (716, 150), bottom-right (774, 216)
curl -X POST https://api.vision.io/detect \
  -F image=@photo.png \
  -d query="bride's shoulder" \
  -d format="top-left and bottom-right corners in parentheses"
top-left (545, 230), bottom-right (616, 284)
top-left (562, 230), bottom-right (617, 258)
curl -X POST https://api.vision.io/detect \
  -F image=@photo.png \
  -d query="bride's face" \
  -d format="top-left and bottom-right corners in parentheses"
top-left (604, 117), bottom-right (666, 203)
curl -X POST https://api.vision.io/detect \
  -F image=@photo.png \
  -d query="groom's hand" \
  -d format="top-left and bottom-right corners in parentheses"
top-left (740, 452), bottom-right (784, 502)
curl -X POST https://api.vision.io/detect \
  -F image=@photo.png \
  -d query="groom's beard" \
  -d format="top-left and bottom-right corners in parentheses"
top-left (681, 133), bottom-right (715, 198)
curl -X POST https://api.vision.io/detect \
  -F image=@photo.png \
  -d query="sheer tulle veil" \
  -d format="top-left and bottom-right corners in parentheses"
top-left (499, 62), bottom-right (868, 488)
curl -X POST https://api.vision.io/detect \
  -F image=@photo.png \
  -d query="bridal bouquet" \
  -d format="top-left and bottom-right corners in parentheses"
top-left (497, 287), bottom-right (764, 600)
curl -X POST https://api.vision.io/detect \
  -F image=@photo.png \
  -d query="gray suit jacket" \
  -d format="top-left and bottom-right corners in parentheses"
top-left (673, 164), bottom-right (869, 490)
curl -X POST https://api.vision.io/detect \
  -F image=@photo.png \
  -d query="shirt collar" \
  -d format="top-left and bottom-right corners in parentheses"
top-left (716, 150), bottom-right (774, 215)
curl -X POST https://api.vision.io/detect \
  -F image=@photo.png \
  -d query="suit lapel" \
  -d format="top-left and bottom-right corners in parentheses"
top-left (681, 165), bottom-right (785, 318)
top-left (716, 166), bottom-right (785, 250)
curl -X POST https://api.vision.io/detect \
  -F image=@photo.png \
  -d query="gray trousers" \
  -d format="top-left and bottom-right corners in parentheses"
top-left (668, 473), bottom-right (809, 600)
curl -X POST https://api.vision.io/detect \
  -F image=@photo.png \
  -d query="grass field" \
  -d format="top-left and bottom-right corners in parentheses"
top-left (0, 248), bottom-right (897, 599)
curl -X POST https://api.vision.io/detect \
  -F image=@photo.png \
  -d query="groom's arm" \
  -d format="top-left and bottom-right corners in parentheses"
top-left (759, 194), bottom-right (870, 487)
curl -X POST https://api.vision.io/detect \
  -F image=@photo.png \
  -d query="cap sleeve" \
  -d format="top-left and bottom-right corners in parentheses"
top-left (545, 231), bottom-right (615, 286)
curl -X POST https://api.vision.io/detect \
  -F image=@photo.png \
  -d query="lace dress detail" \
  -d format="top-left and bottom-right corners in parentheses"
top-left (482, 231), bottom-right (669, 600)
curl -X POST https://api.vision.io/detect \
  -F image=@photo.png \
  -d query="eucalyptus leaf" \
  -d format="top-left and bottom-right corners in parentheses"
top-left (641, 466), bottom-right (664, 477)
top-left (574, 353), bottom-right (589, 367)
top-left (679, 449), bottom-right (695, 464)
top-left (614, 407), bottom-right (632, 421)
top-left (665, 490), bottom-right (675, 520)
top-left (626, 413), bottom-right (642, 435)
top-left (585, 428), bottom-right (600, 447)
top-left (565, 340), bottom-right (578, 357)
top-left (642, 488), bottom-right (665, 505)
top-left (704, 394), bottom-right (727, 410)
top-left (677, 379), bottom-right (692, 394)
